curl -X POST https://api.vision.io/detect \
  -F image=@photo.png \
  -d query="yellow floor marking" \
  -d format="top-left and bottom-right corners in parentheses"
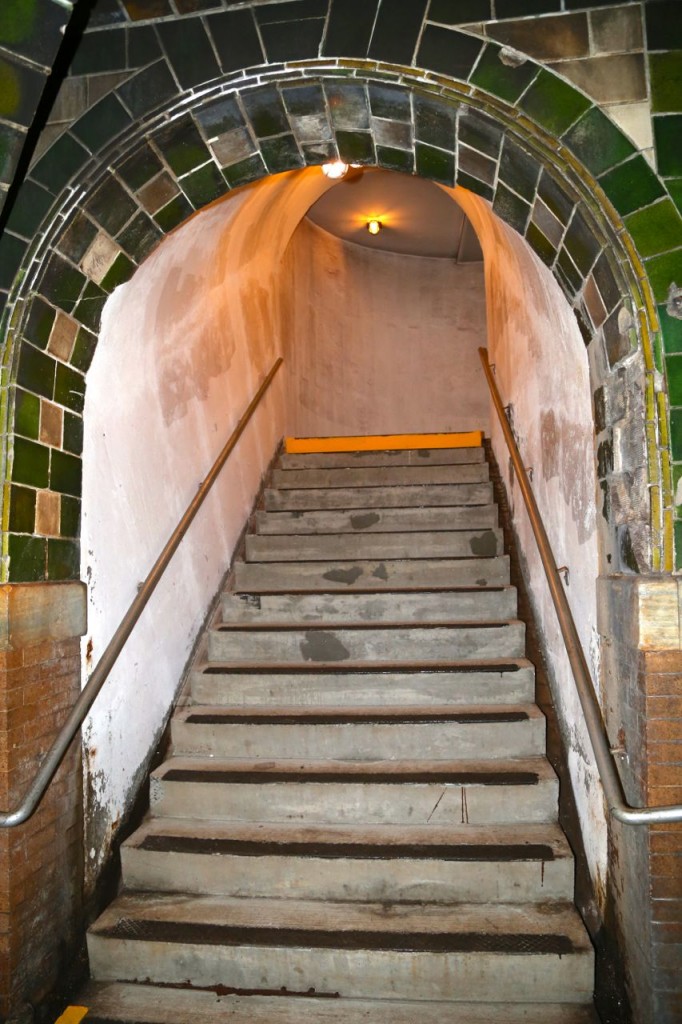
top-left (285, 431), bottom-right (483, 454)
top-left (54, 1008), bottom-right (89, 1024)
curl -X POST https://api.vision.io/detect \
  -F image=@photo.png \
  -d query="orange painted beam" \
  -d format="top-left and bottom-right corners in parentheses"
top-left (285, 431), bottom-right (484, 454)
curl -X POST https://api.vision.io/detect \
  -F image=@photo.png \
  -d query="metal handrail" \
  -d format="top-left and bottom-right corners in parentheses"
top-left (0, 357), bottom-right (283, 827)
top-left (479, 347), bottom-right (682, 825)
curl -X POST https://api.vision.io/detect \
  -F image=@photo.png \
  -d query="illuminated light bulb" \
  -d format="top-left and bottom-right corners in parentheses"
top-left (322, 161), bottom-right (349, 179)
top-left (367, 219), bottom-right (382, 235)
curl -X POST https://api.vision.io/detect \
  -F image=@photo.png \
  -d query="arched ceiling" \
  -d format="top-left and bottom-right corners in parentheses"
top-left (305, 168), bottom-right (483, 260)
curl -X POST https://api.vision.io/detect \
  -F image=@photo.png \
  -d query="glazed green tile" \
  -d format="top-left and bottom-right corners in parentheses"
top-left (47, 539), bottom-right (80, 581)
top-left (8, 484), bottom-right (35, 534)
top-left (12, 436), bottom-right (49, 488)
top-left (57, 213), bottom-right (99, 265)
top-left (241, 87), bottom-right (290, 139)
top-left (31, 133), bottom-right (90, 193)
top-left (650, 52), bottom-right (682, 115)
top-left (376, 146), bottom-right (415, 174)
top-left (645, 248), bottom-right (682, 304)
top-left (181, 160), bottom-right (230, 208)
top-left (260, 18), bottom-right (325, 62)
top-left (493, 183), bottom-right (530, 235)
top-left (563, 107), bottom-right (635, 177)
top-left (17, 343), bottom-right (55, 401)
top-left (51, 449), bottom-right (82, 497)
top-left (458, 144), bottom-right (496, 186)
top-left (564, 209), bottom-right (601, 275)
top-left (556, 248), bottom-right (581, 295)
top-left (154, 118), bottom-right (211, 176)
top-left (655, 116), bottom-right (682, 178)
top-left (659, 303), bottom-right (682, 354)
top-left (14, 388), bottom-right (40, 440)
top-left (0, 122), bottom-right (26, 187)
top-left (87, 176), bottom-right (139, 236)
top-left (498, 138), bottom-right (540, 201)
top-left (456, 171), bottom-right (494, 202)
top-left (118, 144), bottom-right (164, 191)
top-left (100, 252), bottom-right (137, 293)
top-left (592, 251), bottom-right (622, 315)
top-left (603, 304), bottom-right (632, 367)
top-left (8, 534), bottom-right (46, 583)
top-left (368, 84), bottom-right (411, 122)
top-left (429, 0), bottom-right (492, 19)
top-left (117, 211), bottom-right (163, 263)
top-left (73, 281), bottom-right (108, 333)
top-left (519, 69), bottom-right (591, 136)
top-left (670, 409), bottom-right (682, 456)
top-left (668, 179), bottom-right (682, 217)
top-left (0, 54), bottom-right (46, 125)
top-left (70, 327), bottom-right (98, 374)
top-left (153, 193), bottom-right (195, 232)
top-left (222, 154), bottom-right (266, 189)
top-left (416, 25), bottom-right (483, 81)
top-left (117, 61), bottom-right (177, 119)
top-left (63, 411), bottom-right (84, 456)
top-left (666, 355), bottom-right (682, 406)
top-left (72, 93), bottom-right (132, 153)
top-left (195, 94), bottom-right (245, 137)
top-left (625, 199), bottom-right (682, 260)
top-left (370, 0), bottom-right (430, 67)
top-left (0, 231), bottom-right (26, 291)
top-left (537, 170), bottom-right (575, 226)
top-left (207, 8), bottom-right (264, 73)
top-left (157, 17), bottom-right (219, 90)
top-left (259, 135), bottom-right (304, 175)
top-left (7, 178), bottom-right (54, 239)
top-left (127, 24), bottom-right (162, 65)
top-left (60, 495), bottom-right (81, 539)
top-left (459, 111), bottom-right (503, 160)
top-left (54, 363), bottom-right (85, 414)
top-left (413, 93), bottom-right (457, 150)
top-left (415, 143), bottom-right (455, 186)
top-left (675, 520), bottom-right (682, 570)
top-left (526, 221), bottom-right (556, 268)
top-left (598, 155), bottom-right (666, 218)
top-left (24, 297), bottom-right (56, 350)
top-left (336, 130), bottom-right (375, 165)
top-left (470, 43), bottom-right (538, 103)
top-left (39, 254), bottom-right (86, 314)
top-left (301, 141), bottom-right (337, 165)
top-left (70, 24), bottom-right (125, 73)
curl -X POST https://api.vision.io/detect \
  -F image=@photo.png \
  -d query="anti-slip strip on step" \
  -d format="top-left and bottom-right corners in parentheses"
top-left (200, 662), bottom-right (525, 675)
top-left (215, 621), bottom-right (515, 633)
top-left (137, 835), bottom-right (556, 861)
top-left (183, 712), bottom-right (530, 725)
top-left (162, 769), bottom-right (540, 785)
top-left (94, 920), bottom-right (576, 955)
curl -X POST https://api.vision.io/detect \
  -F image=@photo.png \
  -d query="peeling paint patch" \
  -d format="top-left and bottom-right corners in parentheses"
top-left (300, 630), bottom-right (350, 662)
top-left (350, 512), bottom-right (380, 530)
top-left (323, 566), bottom-right (363, 585)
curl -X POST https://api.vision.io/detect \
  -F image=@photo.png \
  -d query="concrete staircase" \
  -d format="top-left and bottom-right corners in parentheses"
top-left (80, 440), bottom-right (599, 1023)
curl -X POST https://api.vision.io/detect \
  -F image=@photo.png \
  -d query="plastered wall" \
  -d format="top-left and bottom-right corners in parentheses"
top-left (281, 218), bottom-right (489, 438)
top-left (80, 171), bottom-right (333, 881)
top-left (457, 188), bottom-right (605, 893)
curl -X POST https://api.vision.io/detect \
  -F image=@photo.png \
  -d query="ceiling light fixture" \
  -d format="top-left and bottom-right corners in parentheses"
top-left (322, 161), bottom-right (349, 179)
top-left (367, 219), bottom-right (382, 235)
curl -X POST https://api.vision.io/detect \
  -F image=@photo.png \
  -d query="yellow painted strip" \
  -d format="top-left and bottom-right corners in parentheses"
top-left (54, 1008), bottom-right (88, 1024)
top-left (285, 431), bottom-right (483, 454)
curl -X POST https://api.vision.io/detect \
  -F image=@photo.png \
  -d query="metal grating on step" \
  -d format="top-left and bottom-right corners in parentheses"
top-left (97, 920), bottom-right (578, 955)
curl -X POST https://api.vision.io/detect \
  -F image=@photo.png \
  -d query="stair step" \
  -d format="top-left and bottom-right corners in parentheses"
top-left (208, 620), bottom-right (524, 663)
top-left (221, 586), bottom-right (518, 623)
top-left (280, 446), bottom-right (486, 469)
top-left (78, 982), bottom-right (601, 1024)
top-left (272, 465), bottom-right (490, 489)
top-left (121, 819), bottom-right (574, 902)
top-left (150, 756), bottom-right (559, 824)
top-left (245, 529), bottom-right (502, 562)
top-left (255, 505), bottom-right (498, 535)
top-left (192, 659), bottom-right (536, 706)
top-left (86, 893), bottom-right (593, 1003)
top-left (171, 703), bottom-right (545, 759)
top-left (264, 482), bottom-right (493, 511)
top-left (233, 556), bottom-right (510, 591)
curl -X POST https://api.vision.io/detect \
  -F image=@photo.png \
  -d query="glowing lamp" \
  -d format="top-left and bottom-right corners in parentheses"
top-left (367, 219), bottom-right (382, 235)
top-left (322, 161), bottom-right (349, 179)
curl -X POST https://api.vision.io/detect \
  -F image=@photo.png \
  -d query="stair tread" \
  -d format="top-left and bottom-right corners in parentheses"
top-left (78, 983), bottom-right (601, 1024)
top-left (90, 892), bottom-right (591, 946)
top-left (153, 754), bottom-right (557, 780)
top-left (125, 818), bottom-right (572, 855)
top-left (214, 618), bottom-right (522, 632)
top-left (175, 703), bottom-right (544, 723)
top-left (195, 656), bottom-right (533, 673)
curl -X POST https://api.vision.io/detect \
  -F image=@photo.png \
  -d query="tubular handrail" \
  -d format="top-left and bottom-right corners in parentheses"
top-left (0, 357), bottom-right (283, 828)
top-left (479, 347), bottom-right (682, 826)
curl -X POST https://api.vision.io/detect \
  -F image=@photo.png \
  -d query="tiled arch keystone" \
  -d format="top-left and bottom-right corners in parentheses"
top-left (0, 42), bottom-right (678, 583)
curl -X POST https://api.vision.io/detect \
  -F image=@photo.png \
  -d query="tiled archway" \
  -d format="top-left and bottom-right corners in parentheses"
top-left (0, 45), bottom-right (678, 582)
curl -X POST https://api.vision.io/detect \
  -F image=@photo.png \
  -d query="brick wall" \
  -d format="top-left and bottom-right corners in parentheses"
top-left (0, 583), bottom-right (86, 1019)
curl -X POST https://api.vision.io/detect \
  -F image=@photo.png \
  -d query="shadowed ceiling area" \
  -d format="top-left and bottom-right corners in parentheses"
top-left (305, 168), bottom-right (483, 260)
